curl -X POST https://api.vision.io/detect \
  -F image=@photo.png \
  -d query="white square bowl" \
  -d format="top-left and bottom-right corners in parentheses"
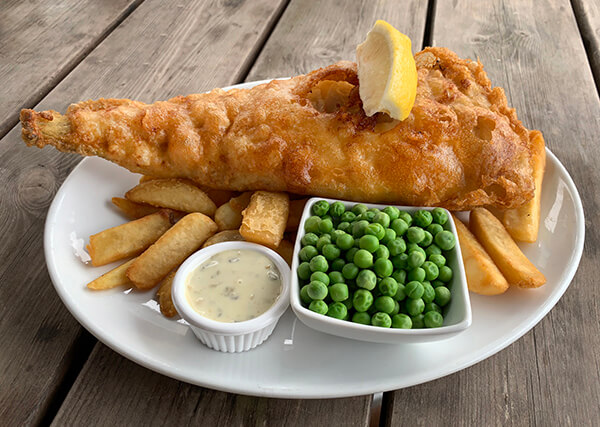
top-left (290, 198), bottom-right (472, 344)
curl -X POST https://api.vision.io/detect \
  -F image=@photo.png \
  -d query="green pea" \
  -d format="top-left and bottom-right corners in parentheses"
top-left (435, 286), bottom-right (451, 306)
top-left (322, 244), bottom-right (341, 261)
top-left (380, 228), bottom-right (397, 245)
top-left (375, 245), bottom-right (390, 260)
top-left (422, 282), bottom-right (435, 303)
top-left (425, 244), bottom-right (442, 257)
top-left (407, 227), bottom-right (425, 244)
top-left (329, 283), bottom-right (349, 302)
top-left (312, 200), bottom-right (330, 217)
top-left (374, 296), bottom-right (395, 314)
top-left (354, 249), bottom-right (373, 268)
top-left (369, 207), bottom-right (381, 214)
top-left (362, 211), bottom-right (376, 222)
top-left (432, 280), bottom-right (445, 288)
top-left (309, 300), bottom-right (328, 314)
top-left (352, 220), bottom-right (370, 238)
top-left (322, 214), bottom-right (333, 222)
top-left (327, 302), bottom-right (347, 320)
top-left (398, 211), bottom-right (412, 226)
top-left (391, 218), bottom-right (409, 236)
top-left (328, 271), bottom-right (345, 284)
top-left (373, 212), bottom-right (391, 228)
top-left (434, 230), bottom-right (456, 251)
top-left (351, 204), bottom-right (368, 215)
top-left (300, 285), bottom-right (312, 304)
top-left (301, 232), bottom-right (319, 247)
top-left (371, 312), bottom-right (392, 328)
top-left (432, 207), bottom-right (448, 225)
top-left (390, 301), bottom-right (400, 315)
top-left (297, 262), bottom-right (312, 280)
top-left (307, 280), bottom-right (328, 300)
top-left (406, 298), bottom-right (425, 316)
top-left (378, 277), bottom-right (399, 297)
top-left (316, 234), bottom-right (332, 251)
top-left (422, 261), bottom-right (439, 281)
top-left (330, 201), bottom-right (345, 218)
top-left (374, 258), bottom-right (393, 277)
top-left (366, 223), bottom-right (386, 240)
top-left (331, 229), bottom-right (345, 243)
top-left (419, 230), bottom-right (433, 247)
top-left (356, 269), bottom-right (377, 290)
top-left (387, 238), bottom-right (407, 256)
top-left (405, 281), bottom-right (424, 299)
top-left (393, 283), bottom-right (406, 301)
top-left (352, 312), bottom-right (371, 325)
top-left (342, 298), bottom-right (354, 311)
top-left (309, 255), bottom-right (328, 272)
top-left (340, 211), bottom-right (356, 223)
top-left (310, 271), bottom-right (330, 286)
top-left (342, 263), bottom-right (359, 280)
top-left (345, 247), bottom-right (359, 263)
top-left (429, 254), bottom-right (446, 268)
top-left (424, 302), bottom-right (442, 314)
top-left (438, 265), bottom-right (453, 282)
top-left (411, 313), bottom-right (425, 328)
top-left (318, 218), bottom-right (333, 234)
top-left (304, 216), bottom-right (321, 234)
top-left (337, 221), bottom-right (351, 233)
top-left (359, 234), bottom-right (380, 253)
top-left (407, 267), bottom-right (426, 282)
top-left (299, 245), bottom-right (318, 262)
top-left (383, 206), bottom-right (400, 221)
top-left (424, 311), bottom-right (444, 328)
top-left (413, 210), bottom-right (433, 228)
top-left (353, 289), bottom-right (374, 312)
top-left (391, 269), bottom-right (407, 285)
top-left (392, 313), bottom-right (412, 329)
top-left (391, 253), bottom-right (409, 270)
top-left (407, 251), bottom-right (426, 269)
top-left (336, 233), bottom-right (354, 250)
top-left (427, 223), bottom-right (444, 236)
top-left (330, 258), bottom-right (346, 272)
top-left (354, 237), bottom-right (361, 248)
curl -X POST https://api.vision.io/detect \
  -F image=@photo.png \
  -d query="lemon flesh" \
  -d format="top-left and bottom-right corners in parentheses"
top-left (356, 20), bottom-right (417, 121)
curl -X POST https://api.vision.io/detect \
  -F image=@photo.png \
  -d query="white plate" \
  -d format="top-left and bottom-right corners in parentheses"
top-left (44, 81), bottom-right (584, 398)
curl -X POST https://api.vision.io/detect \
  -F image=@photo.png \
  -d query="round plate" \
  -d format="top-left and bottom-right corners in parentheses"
top-left (44, 82), bottom-right (584, 399)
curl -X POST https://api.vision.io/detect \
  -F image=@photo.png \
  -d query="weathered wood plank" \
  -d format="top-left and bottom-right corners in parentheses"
top-left (572, 0), bottom-right (600, 91)
top-left (53, 344), bottom-right (372, 426)
top-left (50, 0), bottom-right (428, 424)
top-left (384, 0), bottom-right (600, 424)
top-left (0, 0), bottom-right (287, 424)
top-left (0, 0), bottom-right (143, 139)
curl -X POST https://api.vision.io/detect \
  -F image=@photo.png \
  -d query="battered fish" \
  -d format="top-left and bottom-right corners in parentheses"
top-left (20, 47), bottom-right (538, 210)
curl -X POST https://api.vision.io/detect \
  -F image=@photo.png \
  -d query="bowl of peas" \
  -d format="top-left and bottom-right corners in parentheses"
top-left (290, 198), bottom-right (471, 344)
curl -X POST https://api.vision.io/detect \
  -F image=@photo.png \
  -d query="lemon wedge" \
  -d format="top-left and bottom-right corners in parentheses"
top-left (356, 20), bottom-right (417, 121)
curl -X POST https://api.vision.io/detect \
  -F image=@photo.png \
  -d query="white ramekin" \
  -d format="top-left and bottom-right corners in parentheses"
top-left (172, 241), bottom-right (290, 353)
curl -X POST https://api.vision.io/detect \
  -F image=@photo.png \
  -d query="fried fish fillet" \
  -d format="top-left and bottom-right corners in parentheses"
top-left (20, 47), bottom-right (538, 210)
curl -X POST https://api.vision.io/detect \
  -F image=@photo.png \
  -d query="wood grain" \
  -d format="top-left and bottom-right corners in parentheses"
top-left (53, 344), bottom-right (372, 426)
top-left (384, 0), bottom-right (600, 424)
top-left (0, 0), bottom-right (287, 424)
top-left (572, 0), bottom-right (600, 90)
top-left (0, 0), bottom-right (143, 139)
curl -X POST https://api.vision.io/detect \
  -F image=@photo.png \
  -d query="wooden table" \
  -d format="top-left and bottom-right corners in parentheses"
top-left (2, 0), bottom-right (599, 425)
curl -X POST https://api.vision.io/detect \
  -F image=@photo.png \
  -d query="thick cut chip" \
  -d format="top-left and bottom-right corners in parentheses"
top-left (125, 179), bottom-right (216, 216)
top-left (452, 215), bottom-right (508, 295)
top-left (274, 239), bottom-right (294, 266)
top-left (240, 191), bottom-right (289, 248)
top-left (469, 208), bottom-right (546, 288)
top-left (214, 202), bottom-right (243, 230)
top-left (202, 230), bottom-right (244, 248)
top-left (111, 197), bottom-right (160, 219)
top-left (229, 191), bottom-right (253, 212)
top-left (127, 213), bottom-right (217, 289)
top-left (87, 258), bottom-right (136, 290)
top-left (157, 271), bottom-right (178, 317)
top-left (87, 210), bottom-right (174, 266)
top-left (502, 130), bottom-right (546, 242)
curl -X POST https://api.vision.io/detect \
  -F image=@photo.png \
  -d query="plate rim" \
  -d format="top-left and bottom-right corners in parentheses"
top-left (43, 81), bottom-right (585, 398)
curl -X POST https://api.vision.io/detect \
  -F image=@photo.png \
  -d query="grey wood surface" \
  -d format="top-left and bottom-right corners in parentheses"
top-left (0, 0), bottom-right (287, 424)
top-left (572, 0), bottom-right (600, 90)
top-left (385, 0), bottom-right (600, 424)
top-left (0, 0), bottom-right (143, 139)
top-left (51, 1), bottom-right (427, 425)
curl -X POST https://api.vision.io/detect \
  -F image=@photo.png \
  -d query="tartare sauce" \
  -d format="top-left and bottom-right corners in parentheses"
top-left (185, 249), bottom-right (282, 323)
